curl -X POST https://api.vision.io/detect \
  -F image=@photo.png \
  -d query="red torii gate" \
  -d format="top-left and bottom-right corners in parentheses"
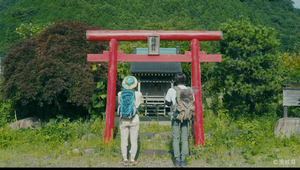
top-left (86, 30), bottom-right (222, 147)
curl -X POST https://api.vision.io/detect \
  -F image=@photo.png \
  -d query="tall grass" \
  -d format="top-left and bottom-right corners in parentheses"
top-left (189, 109), bottom-right (300, 166)
top-left (0, 110), bottom-right (299, 167)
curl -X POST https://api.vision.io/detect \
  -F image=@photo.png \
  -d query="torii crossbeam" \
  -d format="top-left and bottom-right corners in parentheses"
top-left (86, 30), bottom-right (222, 147)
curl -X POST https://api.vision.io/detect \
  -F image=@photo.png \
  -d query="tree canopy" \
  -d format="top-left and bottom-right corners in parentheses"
top-left (1, 20), bottom-right (114, 120)
top-left (1, 0), bottom-right (300, 54)
top-left (1, 0), bottom-right (300, 120)
top-left (205, 18), bottom-right (283, 118)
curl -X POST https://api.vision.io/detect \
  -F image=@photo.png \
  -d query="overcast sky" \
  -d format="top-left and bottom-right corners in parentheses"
top-left (293, 0), bottom-right (300, 9)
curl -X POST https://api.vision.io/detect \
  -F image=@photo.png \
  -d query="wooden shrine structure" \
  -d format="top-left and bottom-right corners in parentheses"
top-left (130, 46), bottom-right (181, 116)
top-left (86, 30), bottom-right (222, 147)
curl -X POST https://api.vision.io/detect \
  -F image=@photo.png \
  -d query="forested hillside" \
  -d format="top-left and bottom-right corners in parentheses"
top-left (1, 1), bottom-right (300, 167)
top-left (1, 0), bottom-right (300, 54)
top-left (0, 0), bottom-right (300, 121)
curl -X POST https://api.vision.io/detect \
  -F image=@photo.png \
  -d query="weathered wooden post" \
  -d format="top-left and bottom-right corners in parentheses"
top-left (86, 30), bottom-right (222, 146)
top-left (282, 83), bottom-right (300, 117)
top-left (274, 83), bottom-right (300, 138)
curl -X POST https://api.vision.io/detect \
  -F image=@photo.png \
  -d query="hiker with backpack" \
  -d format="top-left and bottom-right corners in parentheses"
top-left (117, 75), bottom-right (143, 166)
top-left (165, 72), bottom-right (195, 167)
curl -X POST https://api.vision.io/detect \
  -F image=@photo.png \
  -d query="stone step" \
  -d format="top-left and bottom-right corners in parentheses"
top-left (114, 115), bottom-right (172, 127)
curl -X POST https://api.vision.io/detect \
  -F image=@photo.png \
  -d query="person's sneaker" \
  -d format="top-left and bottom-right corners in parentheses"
top-left (173, 160), bottom-right (181, 166)
top-left (122, 160), bottom-right (128, 166)
top-left (129, 160), bottom-right (138, 166)
top-left (181, 160), bottom-right (188, 166)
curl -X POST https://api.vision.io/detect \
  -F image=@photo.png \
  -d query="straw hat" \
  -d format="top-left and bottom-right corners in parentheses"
top-left (122, 76), bottom-right (137, 89)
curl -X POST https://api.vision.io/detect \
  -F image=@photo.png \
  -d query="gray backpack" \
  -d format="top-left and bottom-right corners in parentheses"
top-left (172, 86), bottom-right (195, 122)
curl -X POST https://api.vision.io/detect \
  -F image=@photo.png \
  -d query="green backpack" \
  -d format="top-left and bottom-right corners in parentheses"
top-left (172, 86), bottom-right (195, 122)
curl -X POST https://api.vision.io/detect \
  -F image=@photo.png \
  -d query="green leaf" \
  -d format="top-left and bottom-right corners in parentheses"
top-left (93, 101), bottom-right (104, 108)
top-left (92, 65), bottom-right (97, 71)
top-left (92, 94), bottom-right (98, 100)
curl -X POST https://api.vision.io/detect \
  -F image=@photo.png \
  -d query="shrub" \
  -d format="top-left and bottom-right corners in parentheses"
top-left (1, 20), bottom-right (116, 121)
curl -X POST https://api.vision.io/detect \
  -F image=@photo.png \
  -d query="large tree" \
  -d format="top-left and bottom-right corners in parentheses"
top-left (207, 18), bottom-right (283, 118)
top-left (1, 20), bottom-right (115, 120)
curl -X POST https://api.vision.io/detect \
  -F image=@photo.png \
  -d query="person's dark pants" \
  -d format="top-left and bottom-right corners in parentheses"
top-left (172, 119), bottom-right (189, 161)
top-left (191, 116), bottom-right (194, 138)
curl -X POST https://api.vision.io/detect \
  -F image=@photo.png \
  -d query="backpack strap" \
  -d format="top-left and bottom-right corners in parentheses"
top-left (172, 86), bottom-right (181, 121)
top-left (132, 89), bottom-right (137, 117)
top-left (173, 86), bottom-right (181, 101)
top-left (173, 86), bottom-right (181, 92)
top-left (171, 86), bottom-right (181, 110)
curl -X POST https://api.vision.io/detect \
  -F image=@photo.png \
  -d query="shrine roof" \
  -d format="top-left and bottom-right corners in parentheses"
top-left (129, 47), bottom-right (182, 74)
top-left (130, 62), bottom-right (182, 73)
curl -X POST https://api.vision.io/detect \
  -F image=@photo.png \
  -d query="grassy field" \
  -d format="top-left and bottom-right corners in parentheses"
top-left (0, 110), bottom-right (299, 167)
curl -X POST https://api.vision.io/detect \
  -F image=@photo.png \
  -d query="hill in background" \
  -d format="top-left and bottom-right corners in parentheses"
top-left (1, 0), bottom-right (300, 54)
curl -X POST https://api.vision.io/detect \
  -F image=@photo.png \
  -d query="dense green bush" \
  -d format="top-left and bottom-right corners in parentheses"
top-left (205, 18), bottom-right (283, 118)
top-left (1, 20), bottom-right (114, 121)
top-left (0, 78), bottom-right (13, 126)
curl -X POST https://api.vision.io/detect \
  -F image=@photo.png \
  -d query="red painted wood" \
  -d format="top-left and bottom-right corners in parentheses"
top-left (87, 51), bottom-right (221, 62)
top-left (103, 38), bottom-right (118, 144)
top-left (87, 30), bottom-right (222, 146)
top-left (87, 30), bottom-right (222, 41)
top-left (191, 38), bottom-right (205, 146)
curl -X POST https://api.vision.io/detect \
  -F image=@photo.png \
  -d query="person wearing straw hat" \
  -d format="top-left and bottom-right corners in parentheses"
top-left (117, 75), bottom-right (143, 166)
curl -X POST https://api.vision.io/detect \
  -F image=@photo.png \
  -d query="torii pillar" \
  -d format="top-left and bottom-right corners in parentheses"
top-left (86, 30), bottom-right (222, 147)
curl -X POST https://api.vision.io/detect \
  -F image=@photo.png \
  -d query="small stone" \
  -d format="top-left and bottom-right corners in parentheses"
top-left (83, 149), bottom-right (94, 155)
top-left (82, 133), bottom-right (95, 140)
top-left (63, 141), bottom-right (68, 147)
top-left (72, 149), bottom-right (80, 153)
